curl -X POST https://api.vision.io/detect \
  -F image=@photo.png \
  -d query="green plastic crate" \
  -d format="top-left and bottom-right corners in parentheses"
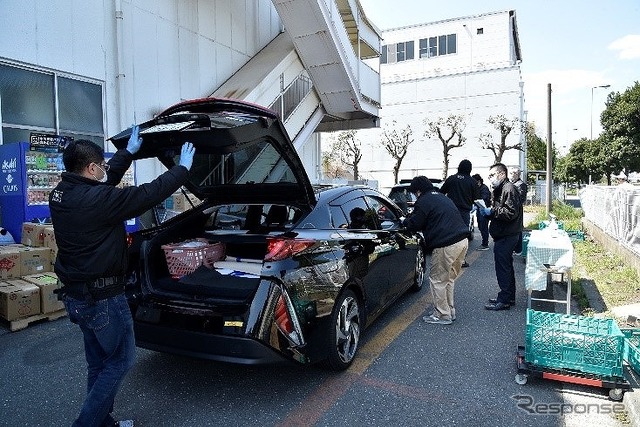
top-left (525, 309), bottom-right (625, 378)
top-left (622, 328), bottom-right (640, 375)
top-left (539, 220), bottom-right (564, 230)
top-left (566, 230), bottom-right (585, 241)
top-left (521, 231), bottom-right (530, 258)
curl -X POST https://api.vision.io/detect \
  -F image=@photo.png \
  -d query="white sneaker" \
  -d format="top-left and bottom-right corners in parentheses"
top-left (422, 314), bottom-right (452, 325)
top-left (117, 421), bottom-right (134, 427)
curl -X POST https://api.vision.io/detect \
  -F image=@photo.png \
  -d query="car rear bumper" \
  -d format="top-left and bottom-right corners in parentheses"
top-left (134, 321), bottom-right (292, 365)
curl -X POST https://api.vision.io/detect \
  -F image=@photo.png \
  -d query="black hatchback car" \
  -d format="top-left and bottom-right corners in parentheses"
top-left (110, 99), bottom-right (425, 370)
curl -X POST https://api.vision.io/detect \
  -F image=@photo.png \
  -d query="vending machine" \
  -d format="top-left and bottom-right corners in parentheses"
top-left (0, 136), bottom-right (137, 242)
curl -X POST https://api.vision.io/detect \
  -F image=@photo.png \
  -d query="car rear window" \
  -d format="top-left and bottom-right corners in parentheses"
top-left (173, 139), bottom-right (297, 187)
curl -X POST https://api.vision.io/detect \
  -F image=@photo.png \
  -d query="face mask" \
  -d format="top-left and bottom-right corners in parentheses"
top-left (489, 172), bottom-right (502, 188)
top-left (91, 163), bottom-right (108, 183)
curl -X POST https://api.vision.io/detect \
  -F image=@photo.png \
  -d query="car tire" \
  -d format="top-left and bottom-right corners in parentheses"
top-left (410, 245), bottom-right (426, 292)
top-left (325, 289), bottom-right (361, 371)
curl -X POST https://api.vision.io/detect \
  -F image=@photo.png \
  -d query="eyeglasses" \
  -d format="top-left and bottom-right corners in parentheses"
top-left (92, 162), bottom-right (110, 172)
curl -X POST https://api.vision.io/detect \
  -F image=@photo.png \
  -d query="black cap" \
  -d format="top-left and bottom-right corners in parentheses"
top-left (408, 176), bottom-right (433, 193)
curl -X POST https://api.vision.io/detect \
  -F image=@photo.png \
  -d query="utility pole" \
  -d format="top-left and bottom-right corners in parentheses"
top-left (546, 83), bottom-right (552, 216)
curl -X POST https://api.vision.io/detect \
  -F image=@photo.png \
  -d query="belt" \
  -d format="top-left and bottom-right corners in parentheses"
top-left (90, 275), bottom-right (127, 289)
top-left (57, 275), bottom-right (127, 301)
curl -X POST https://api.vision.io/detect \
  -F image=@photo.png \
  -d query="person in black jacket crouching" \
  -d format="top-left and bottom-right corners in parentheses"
top-left (49, 126), bottom-right (195, 427)
top-left (402, 176), bottom-right (469, 325)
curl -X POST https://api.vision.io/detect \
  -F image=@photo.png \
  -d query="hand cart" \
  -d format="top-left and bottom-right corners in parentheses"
top-left (515, 309), bottom-right (638, 401)
top-left (516, 345), bottom-right (631, 401)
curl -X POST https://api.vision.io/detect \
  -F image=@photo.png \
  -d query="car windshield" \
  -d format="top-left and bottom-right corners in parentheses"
top-left (172, 139), bottom-right (298, 188)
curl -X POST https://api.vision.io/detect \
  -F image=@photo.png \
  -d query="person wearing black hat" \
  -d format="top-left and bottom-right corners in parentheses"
top-left (402, 176), bottom-right (470, 325)
top-left (440, 160), bottom-right (482, 266)
top-left (472, 173), bottom-right (491, 250)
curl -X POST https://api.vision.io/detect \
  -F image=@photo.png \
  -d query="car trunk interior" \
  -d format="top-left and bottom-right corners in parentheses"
top-left (140, 203), bottom-right (306, 303)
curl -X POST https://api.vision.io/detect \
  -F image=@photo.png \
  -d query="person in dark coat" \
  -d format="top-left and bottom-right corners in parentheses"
top-left (403, 176), bottom-right (469, 325)
top-left (472, 173), bottom-right (491, 250)
top-left (479, 163), bottom-right (523, 310)
top-left (50, 127), bottom-right (195, 427)
top-left (508, 165), bottom-right (528, 255)
top-left (440, 159), bottom-right (481, 266)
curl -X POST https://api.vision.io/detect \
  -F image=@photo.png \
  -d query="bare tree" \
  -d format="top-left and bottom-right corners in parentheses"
top-left (380, 121), bottom-right (414, 184)
top-left (333, 130), bottom-right (362, 180)
top-left (321, 150), bottom-right (349, 179)
top-left (423, 114), bottom-right (467, 179)
top-left (480, 114), bottom-right (523, 163)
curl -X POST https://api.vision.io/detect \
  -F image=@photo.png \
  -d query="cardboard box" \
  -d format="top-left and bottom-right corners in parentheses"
top-left (21, 272), bottom-right (63, 314)
top-left (0, 279), bottom-right (41, 321)
top-left (20, 247), bottom-right (52, 276)
top-left (42, 227), bottom-right (58, 262)
top-left (21, 222), bottom-right (50, 247)
top-left (0, 247), bottom-right (21, 280)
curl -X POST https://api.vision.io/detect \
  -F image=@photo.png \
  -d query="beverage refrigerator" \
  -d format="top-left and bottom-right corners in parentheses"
top-left (0, 141), bottom-right (137, 242)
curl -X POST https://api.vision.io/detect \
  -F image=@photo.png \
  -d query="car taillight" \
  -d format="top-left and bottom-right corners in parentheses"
top-left (264, 238), bottom-right (315, 261)
top-left (126, 233), bottom-right (133, 247)
top-left (274, 292), bottom-right (304, 347)
top-left (275, 295), bottom-right (294, 334)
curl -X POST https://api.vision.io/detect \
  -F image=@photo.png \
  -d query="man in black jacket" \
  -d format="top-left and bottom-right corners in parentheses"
top-left (472, 174), bottom-right (491, 250)
top-left (50, 126), bottom-right (195, 427)
top-left (508, 165), bottom-right (528, 255)
top-left (403, 176), bottom-right (469, 325)
top-left (479, 163), bottom-right (523, 310)
top-left (440, 160), bottom-right (481, 266)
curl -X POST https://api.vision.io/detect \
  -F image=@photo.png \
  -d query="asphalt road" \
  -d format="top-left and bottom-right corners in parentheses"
top-left (0, 227), bottom-right (631, 426)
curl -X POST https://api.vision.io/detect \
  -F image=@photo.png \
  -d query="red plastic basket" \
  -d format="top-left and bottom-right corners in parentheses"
top-left (162, 239), bottom-right (225, 278)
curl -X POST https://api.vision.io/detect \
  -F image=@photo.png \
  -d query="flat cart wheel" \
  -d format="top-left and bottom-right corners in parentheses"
top-left (608, 388), bottom-right (624, 401)
top-left (515, 374), bottom-right (528, 385)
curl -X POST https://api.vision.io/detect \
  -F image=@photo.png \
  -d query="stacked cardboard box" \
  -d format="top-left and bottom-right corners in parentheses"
top-left (0, 222), bottom-right (64, 324)
top-left (22, 272), bottom-right (64, 314)
top-left (21, 222), bottom-right (49, 247)
top-left (0, 279), bottom-right (40, 321)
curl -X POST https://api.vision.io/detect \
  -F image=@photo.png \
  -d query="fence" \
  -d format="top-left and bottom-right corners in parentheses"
top-left (579, 185), bottom-right (640, 257)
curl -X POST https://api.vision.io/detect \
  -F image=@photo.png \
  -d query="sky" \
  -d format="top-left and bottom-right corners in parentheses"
top-left (358, 0), bottom-right (640, 154)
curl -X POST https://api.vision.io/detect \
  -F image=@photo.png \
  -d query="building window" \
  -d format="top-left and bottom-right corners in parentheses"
top-left (381, 40), bottom-right (414, 64)
top-left (418, 33), bottom-right (457, 59)
top-left (0, 63), bottom-right (104, 147)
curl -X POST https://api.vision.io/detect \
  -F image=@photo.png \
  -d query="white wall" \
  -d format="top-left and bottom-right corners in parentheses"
top-left (340, 11), bottom-right (524, 192)
top-left (0, 0), bottom-right (282, 182)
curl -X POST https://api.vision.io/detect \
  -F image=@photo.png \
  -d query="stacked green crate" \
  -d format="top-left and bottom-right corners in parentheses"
top-left (525, 309), bottom-right (625, 378)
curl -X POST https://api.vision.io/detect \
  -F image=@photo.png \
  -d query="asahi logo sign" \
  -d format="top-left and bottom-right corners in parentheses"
top-left (2, 157), bottom-right (19, 194)
top-left (2, 157), bottom-right (17, 172)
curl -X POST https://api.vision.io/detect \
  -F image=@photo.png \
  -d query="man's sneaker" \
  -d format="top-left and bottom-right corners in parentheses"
top-left (477, 245), bottom-right (490, 251)
top-left (513, 251), bottom-right (522, 256)
top-left (488, 298), bottom-right (515, 306)
top-left (115, 421), bottom-right (134, 427)
top-left (423, 314), bottom-right (453, 325)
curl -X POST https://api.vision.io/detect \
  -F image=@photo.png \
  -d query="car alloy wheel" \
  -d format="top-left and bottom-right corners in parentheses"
top-left (411, 245), bottom-right (426, 292)
top-left (326, 289), bottom-right (361, 370)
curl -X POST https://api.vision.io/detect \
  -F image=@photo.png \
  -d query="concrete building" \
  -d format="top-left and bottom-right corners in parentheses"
top-left (0, 0), bottom-right (382, 185)
top-left (350, 10), bottom-right (525, 192)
